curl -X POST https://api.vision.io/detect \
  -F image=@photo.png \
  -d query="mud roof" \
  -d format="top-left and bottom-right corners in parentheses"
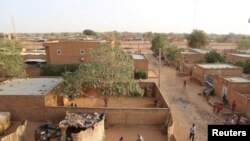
top-left (223, 76), bottom-right (250, 83)
top-left (231, 53), bottom-right (250, 58)
top-left (132, 54), bottom-right (146, 60)
top-left (197, 64), bottom-right (240, 69)
top-left (0, 78), bottom-right (63, 95)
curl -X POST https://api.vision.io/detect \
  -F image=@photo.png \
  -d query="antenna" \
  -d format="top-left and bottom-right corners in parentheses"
top-left (193, 0), bottom-right (197, 31)
top-left (11, 16), bottom-right (16, 39)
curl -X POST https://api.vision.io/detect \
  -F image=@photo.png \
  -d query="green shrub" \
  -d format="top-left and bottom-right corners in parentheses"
top-left (134, 70), bottom-right (147, 79)
top-left (43, 64), bottom-right (79, 76)
top-left (234, 61), bottom-right (250, 74)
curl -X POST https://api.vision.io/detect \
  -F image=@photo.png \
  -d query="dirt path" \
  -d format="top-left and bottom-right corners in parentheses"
top-left (145, 54), bottom-right (225, 141)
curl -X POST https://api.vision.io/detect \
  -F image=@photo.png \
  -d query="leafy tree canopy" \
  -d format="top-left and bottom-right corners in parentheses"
top-left (151, 34), bottom-right (167, 55)
top-left (163, 44), bottom-right (182, 61)
top-left (0, 39), bottom-right (26, 78)
top-left (83, 29), bottom-right (96, 36)
top-left (58, 44), bottom-right (143, 107)
top-left (204, 50), bottom-right (226, 63)
top-left (234, 60), bottom-right (250, 74)
top-left (186, 30), bottom-right (208, 48)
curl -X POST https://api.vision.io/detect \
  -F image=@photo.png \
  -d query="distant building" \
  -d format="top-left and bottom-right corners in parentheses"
top-left (227, 53), bottom-right (250, 63)
top-left (192, 64), bottom-right (243, 86)
top-left (181, 48), bottom-right (210, 63)
top-left (131, 54), bottom-right (148, 73)
top-left (120, 40), bottom-right (152, 54)
top-left (43, 40), bottom-right (112, 65)
top-left (213, 76), bottom-right (250, 116)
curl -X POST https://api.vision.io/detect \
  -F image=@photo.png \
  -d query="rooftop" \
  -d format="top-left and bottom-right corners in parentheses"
top-left (25, 59), bottom-right (47, 63)
top-left (43, 40), bottom-right (109, 44)
top-left (224, 76), bottom-right (250, 83)
top-left (231, 53), bottom-right (250, 58)
top-left (238, 49), bottom-right (250, 54)
top-left (191, 48), bottom-right (210, 54)
top-left (197, 64), bottom-right (240, 69)
top-left (132, 54), bottom-right (146, 60)
top-left (181, 51), bottom-right (198, 55)
top-left (0, 78), bottom-right (63, 95)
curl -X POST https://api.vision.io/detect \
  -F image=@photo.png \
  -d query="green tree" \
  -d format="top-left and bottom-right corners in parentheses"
top-left (151, 34), bottom-right (167, 55)
top-left (0, 39), bottom-right (26, 79)
top-left (58, 44), bottom-right (143, 107)
top-left (234, 61), bottom-right (250, 74)
top-left (163, 45), bottom-right (182, 61)
top-left (186, 30), bottom-right (208, 48)
top-left (237, 39), bottom-right (250, 49)
top-left (102, 31), bottom-right (121, 46)
top-left (0, 33), bottom-right (4, 39)
top-left (204, 50), bottom-right (226, 63)
top-left (83, 29), bottom-right (96, 36)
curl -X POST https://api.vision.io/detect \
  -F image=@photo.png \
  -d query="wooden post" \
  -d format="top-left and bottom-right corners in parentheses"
top-left (158, 48), bottom-right (161, 88)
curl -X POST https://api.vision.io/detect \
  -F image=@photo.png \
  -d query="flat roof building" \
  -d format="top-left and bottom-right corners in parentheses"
top-left (191, 64), bottom-right (243, 86)
top-left (0, 78), bottom-right (63, 121)
top-left (43, 40), bottom-right (112, 65)
top-left (214, 76), bottom-right (250, 116)
top-left (0, 78), bottom-right (62, 95)
top-left (227, 53), bottom-right (250, 63)
top-left (130, 54), bottom-right (148, 78)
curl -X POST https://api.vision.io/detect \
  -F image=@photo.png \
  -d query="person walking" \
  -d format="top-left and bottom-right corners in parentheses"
top-left (137, 134), bottom-right (144, 141)
top-left (183, 80), bottom-right (187, 88)
top-left (232, 101), bottom-right (236, 113)
top-left (189, 124), bottom-right (196, 141)
top-left (119, 136), bottom-right (125, 141)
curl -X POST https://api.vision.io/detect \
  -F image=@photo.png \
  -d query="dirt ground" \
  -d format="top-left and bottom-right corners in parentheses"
top-left (104, 125), bottom-right (167, 141)
top-left (65, 96), bottom-right (156, 108)
top-left (145, 54), bottom-right (229, 141)
top-left (148, 69), bottom-right (157, 78)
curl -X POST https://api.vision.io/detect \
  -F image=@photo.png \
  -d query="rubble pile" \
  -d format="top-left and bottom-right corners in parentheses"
top-left (35, 122), bottom-right (61, 141)
top-left (59, 112), bottom-right (104, 129)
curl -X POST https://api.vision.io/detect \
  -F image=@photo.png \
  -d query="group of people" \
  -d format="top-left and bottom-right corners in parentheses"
top-left (214, 100), bottom-right (237, 114)
top-left (119, 134), bottom-right (144, 141)
top-left (224, 114), bottom-right (241, 125)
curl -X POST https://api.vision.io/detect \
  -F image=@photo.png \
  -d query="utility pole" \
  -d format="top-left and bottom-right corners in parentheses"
top-left (158, 48), bottom-right (161, 88)
top-left (11, 16), bottom-right (16, 40)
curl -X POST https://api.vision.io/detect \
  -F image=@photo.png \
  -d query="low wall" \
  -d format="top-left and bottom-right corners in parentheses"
top-left (139, 82), bottom-right (169, 108)
top-left (229, 91), bottom-right (248, 112)
top-left (1, 120), bottom-right (27, 141)
top-left (26, 67), bottom-right (43, 77)
top-left (0, 95), bottom-right (45, 121)
top-left (45, 107), bottom-right (169, 125)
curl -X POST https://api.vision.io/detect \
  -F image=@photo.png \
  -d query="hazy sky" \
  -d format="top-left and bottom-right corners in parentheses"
top-left (1, 0), bottom-right (250, 34)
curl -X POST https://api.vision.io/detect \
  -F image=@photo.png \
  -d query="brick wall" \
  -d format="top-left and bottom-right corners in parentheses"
top-left (134, 59), bottom-right (148, 72)
top-left (228, 91), bottom-right (248, 112)
top-left (226, 54), bottom-right (250, 63)
top-left (192, 65), bottom-right (243, 85)
top-left (183, 54), bottom-right (204, 63)
top-left (44, 41), bottom-right (103, 65)
top-left (45, 106), bottom-right (169, 125)
top-left (26, 68), bottom-right (43, 77)
top-left (0, 95), bottom-right (45, 121)
top-left (213, 77), bottom-right (250, 114)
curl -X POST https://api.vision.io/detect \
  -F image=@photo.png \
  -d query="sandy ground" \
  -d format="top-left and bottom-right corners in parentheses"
top-left (66, 96), bottom-right (156, 108)
top-left (104, 125), bottom-right (167, 141)
top-left (148, 69), bottom-right (157, 78)
top-left (145, 54), bottom-right (228, 141)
